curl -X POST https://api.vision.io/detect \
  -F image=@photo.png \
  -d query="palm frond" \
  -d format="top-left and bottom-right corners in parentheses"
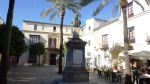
top-left (49, 8), bottom-right (60, 21)
top-left (133, 0), bottom-right (144, 11)
top-left (41, 7), bottom-right (55, 18)
top-left (42, 0), bottom-right (81, 21)
top-left (46, 0), bottom-right (61, 6)
top-left (93, 0), bottom-right (109, 16)
top-left (109, 43), bottom-right (123, 60)
top-left (79, 0), bottom-right (96, 6)
top-left (112, 3), bottom-right (119, 17)
top-left (67, 4), bottom-right (80, 12)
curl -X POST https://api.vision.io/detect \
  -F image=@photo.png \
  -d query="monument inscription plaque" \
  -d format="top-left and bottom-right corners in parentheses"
top-left (73, 49), bottom-right (83, 67)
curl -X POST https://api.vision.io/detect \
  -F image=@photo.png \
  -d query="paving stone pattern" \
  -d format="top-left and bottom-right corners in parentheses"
top-left (8, 66), bottom-right (124, 84)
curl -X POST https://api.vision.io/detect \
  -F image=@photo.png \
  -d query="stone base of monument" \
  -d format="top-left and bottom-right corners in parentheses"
top-left (54, 68), bottom-right (98, 84)
top-left (55, 78), bottom-right (98, 84)
top-left (63, 68), bottom-right (89, 82)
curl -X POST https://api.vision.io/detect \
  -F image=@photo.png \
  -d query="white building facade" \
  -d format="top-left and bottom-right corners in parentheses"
top-left (82, 18), bottom-right (106, 67)
top-left (82, 0), bottom-right (150, 68)
top-left (0, 17), bottom-right (4, 25)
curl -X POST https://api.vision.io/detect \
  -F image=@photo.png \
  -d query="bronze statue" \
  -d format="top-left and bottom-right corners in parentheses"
top-left (71, 13), bottom-right (81, 28)
top-left (71, 13), bottom-right (81, 38)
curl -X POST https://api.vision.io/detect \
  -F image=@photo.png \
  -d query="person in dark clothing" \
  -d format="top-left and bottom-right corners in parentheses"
top-left (105, 68), bottom-right (111, 80)
top-left (131, 61), bottom-right (140, 84)
top-left (112, 66), bottom-right (118, 82)
top-left (98, 69), bottom-right (102, 78)
top-left (139, 69), bottom-right (150, 84)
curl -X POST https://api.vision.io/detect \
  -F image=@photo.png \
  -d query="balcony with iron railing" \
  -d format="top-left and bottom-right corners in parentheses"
top-left (101, 44), bottom-right (109, 50)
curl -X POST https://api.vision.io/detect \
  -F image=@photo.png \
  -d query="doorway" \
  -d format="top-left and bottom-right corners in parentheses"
top-left (50, 53), bottom-right (56, 65)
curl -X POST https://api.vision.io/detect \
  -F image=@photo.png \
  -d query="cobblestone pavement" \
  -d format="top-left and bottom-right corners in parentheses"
top-left (8, 66), bottom-right (124, 84)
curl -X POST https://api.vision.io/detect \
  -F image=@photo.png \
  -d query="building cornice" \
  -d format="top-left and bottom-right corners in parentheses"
top-left (119, 9), bottom-right (150, 24)
top-left (94, 18), bottom-right (119, 31)
top-left (94, 18), bottom-right (107, 22)
top-left (22, 30), bottom-right (72, 36)
top-left (23, 20), bottom-right (73, 27)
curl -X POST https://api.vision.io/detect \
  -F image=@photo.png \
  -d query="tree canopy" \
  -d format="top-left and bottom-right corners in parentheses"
top-left (0, 24), bottom-right (28, 57)
top-left (30, 42), bottom-right (45, 66)
top-left (30, 42), bottom-right (45, 55)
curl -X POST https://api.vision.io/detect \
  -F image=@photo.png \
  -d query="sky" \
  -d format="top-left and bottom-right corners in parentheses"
top-left (0, 0), bottom-right (119, 30)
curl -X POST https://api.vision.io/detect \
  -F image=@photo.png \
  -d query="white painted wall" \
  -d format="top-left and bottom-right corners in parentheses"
top-left (83, 1), bottom-right (150, 68)
top-left (0, 17), bottom-right (4, 24)
top-left (82, 18), bottom-right (106, 67)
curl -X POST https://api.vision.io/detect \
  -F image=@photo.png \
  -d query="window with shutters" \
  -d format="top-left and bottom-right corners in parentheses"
top-left (30, 35), bottom-right (40, 45)
top-left (128, 26), bottom-right (135, 43)
top-left (102, 34), bottom-right (108, 48)
top-left (49, 38), bottom-right (57, 48)
top-left (128, 2), bottom-right (134, 18)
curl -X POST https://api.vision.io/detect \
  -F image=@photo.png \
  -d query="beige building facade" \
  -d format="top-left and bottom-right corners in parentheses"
top-left (19, 20), bottom-right (82, 66)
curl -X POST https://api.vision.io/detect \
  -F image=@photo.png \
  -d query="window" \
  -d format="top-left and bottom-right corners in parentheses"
top-left (29, 53), bottom-right (37, 63)
top-left (30, 35), bottom-right (40, 45)
top-left (102, 34), bottom-right (108, 48)
top-left (88, 40), bottom-right (90, 46)
top-left (89, 26), bottom-right (91, 31)
top-left (66, 27), bottom-right (68, 32)
top-left (42, 25), bottom-right (44, 30)
top-left (128, 2), bottom-right (134, 18)
top-left (71, 28), bottom-right (73, 34)
top-left (94, 57), bottom-right (97, 66)
top-left (128, 26), bottom-right (135, 43)
top-left (145, 0), bottom-right (150, 5)
top-left (53, 26), bottom-right (56, 32)
top-left (34, 24), bottom-right (37, 30)
top-left (29, 35), bottom-right (40, 63)
top-left (49, 38), bottom-right (57, 48)
top-left (104, 50), bottom-right (108, 59)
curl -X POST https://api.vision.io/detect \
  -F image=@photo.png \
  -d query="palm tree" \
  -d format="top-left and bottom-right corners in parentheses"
top-left (80, 0), bottom-right (144, 83)
top-left (109, 43), bottom-right (123, 66)
top-left (0, 0), bottom-right (15, 84)
top-left (41, 0), bottom-right (81, 74)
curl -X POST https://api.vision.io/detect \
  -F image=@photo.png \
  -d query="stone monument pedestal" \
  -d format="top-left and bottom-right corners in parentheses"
top-left (54, 13), bottom-right (97, 84)
top-left (63, 68), bottom-right (89, 82)
top-left (62, 37), bottom-right (89, 82)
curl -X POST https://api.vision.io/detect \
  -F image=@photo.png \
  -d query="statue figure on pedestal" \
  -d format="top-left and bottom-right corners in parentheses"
top-left (71, 13), bottom-right (81, 38)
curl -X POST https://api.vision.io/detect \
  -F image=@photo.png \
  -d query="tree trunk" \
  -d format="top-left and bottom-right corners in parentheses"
top-left (58, 9), bottom-right (65, 74)
top-left (122, 7), bottom-right (132, 84)
top-left (38, 54), bottom-right (40, 67)
top-left (0, 0), bottom-right (15, 84)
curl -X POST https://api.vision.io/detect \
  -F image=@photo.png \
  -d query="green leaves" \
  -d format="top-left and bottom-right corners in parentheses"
top-left (79, 0), bottom-right (95, 6)
top-left (0, 24), bottom-right (28, 57)
top-left (93, 0), bottom-right (109, 16)
top-left (30, 42), bottom-right (45, 55)
top-left (109, 43), bottom-right (123, 59)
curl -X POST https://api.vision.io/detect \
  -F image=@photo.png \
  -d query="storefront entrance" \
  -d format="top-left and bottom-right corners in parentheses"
top-left (50, 53), bottom-right (56, 65)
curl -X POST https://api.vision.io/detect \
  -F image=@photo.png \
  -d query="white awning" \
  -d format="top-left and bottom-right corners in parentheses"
top-left (119, 45), bottom-right (150, 60)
